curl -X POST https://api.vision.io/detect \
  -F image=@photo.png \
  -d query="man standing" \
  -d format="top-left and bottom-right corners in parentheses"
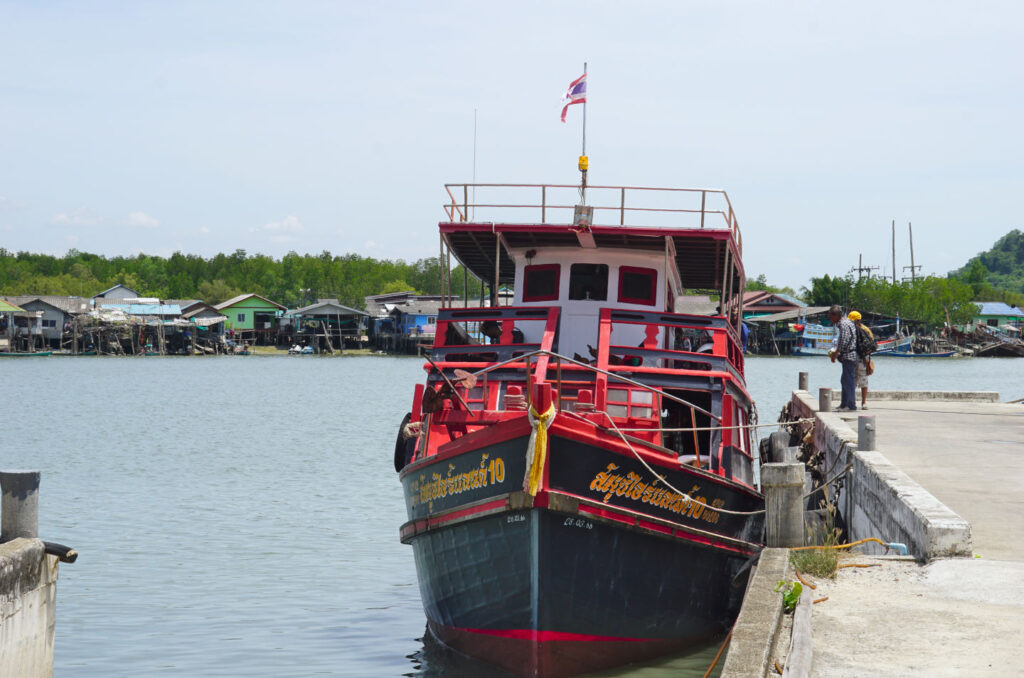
top-left (827, 305), bottom-right (859, 411)
top-left (849, 311), bottom-right (874, 409)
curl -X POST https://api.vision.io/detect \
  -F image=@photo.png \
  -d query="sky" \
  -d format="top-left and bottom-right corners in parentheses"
top-left (1, 1), bottom-right (1022, 291)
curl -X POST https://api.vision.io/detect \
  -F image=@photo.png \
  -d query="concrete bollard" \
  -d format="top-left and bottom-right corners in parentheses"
top-left (798, 371), bottom-right (809, 391)
top-left (0, 470), bottom-right (40, 542)
top-left (858, 415), bottom-right (876, 451)
top-left (762, 462), bottom-right (804, 547)
top-left (818, 387), bottom-right (832, 412)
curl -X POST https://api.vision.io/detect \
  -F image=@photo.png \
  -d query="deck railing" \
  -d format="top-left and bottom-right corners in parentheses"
top-left (443, 183), bottom-right (741, 255)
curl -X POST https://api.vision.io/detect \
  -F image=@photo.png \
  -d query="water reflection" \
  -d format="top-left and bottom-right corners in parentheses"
top-left (404, 626), bottom-right (726, 678)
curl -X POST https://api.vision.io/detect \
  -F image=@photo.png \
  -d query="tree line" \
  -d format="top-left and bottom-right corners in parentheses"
top-left (0, 248), bottom-right (478, 309)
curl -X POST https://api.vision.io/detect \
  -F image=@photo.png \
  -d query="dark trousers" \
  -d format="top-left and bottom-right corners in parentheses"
top-left (840, 359), bottom-right (858, 409)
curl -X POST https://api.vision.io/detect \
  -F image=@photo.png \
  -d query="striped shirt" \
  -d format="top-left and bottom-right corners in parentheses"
top-left (835, 317), bottom-right (859, 362)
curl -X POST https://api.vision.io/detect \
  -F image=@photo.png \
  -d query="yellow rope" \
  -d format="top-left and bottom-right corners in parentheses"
top-left (790, 537), bottom-right (889, 552)
top-left (525, 402), bottom-right (556, 496)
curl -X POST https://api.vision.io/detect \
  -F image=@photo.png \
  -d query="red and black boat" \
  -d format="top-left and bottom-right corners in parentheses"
top-left (395, 181), bottom-right (764, 677)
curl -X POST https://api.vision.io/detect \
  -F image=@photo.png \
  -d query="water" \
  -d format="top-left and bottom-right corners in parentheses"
top-left (2, 355), bottom-right (1020, 677)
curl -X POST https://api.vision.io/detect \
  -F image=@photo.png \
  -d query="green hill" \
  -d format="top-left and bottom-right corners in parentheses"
top-left (952, 229), bottom-right (1024, 305)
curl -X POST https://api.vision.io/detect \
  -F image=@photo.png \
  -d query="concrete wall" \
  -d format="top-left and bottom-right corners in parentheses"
top-left (0, 539), bottom-right (57, 678)
top-left (790, 390), bottom-right (972, 561)
top-left (719, 548), bottom-right (791, 678)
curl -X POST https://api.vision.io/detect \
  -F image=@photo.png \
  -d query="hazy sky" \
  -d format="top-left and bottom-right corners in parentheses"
top-left (1, 1), bottom-right (1021, 290)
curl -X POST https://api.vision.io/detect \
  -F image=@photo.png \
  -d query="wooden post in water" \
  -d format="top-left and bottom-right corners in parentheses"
top-left (798, 372), bottom-right (809, 391)
top-left (762, 462), bottom-right (804, 547)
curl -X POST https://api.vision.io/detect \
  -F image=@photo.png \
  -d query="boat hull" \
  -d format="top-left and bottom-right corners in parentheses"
top-left (399, 424), bottom-right (763, 677)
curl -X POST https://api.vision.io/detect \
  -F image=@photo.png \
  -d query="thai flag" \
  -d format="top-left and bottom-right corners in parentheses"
top-left (560, 72), bottom-right (586, 122)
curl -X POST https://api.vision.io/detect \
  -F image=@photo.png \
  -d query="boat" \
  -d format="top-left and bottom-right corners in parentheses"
top-left (792, 322), bottom-right (836, 356)
top-left (0, 350), bottom-right (52, 357)
top-left (874, 349), bottom-right (957, 358)
top-left (395, 181), bottom-right (764, 677)
top-left (793, 322), bottom-right (911, 356)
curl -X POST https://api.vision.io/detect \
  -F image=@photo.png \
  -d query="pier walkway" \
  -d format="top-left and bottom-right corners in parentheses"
top-left (809, 397), bottom-right (1024, 677)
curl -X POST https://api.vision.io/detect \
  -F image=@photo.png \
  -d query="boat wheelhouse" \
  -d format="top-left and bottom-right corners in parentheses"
top-left (396, 183), bottom-right (764, 677)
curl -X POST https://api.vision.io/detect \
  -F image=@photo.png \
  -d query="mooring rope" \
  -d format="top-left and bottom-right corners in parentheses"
top-left (564, 409), bottom-right (767, 517)
top-left (612, 417), bottom-right (817, 434)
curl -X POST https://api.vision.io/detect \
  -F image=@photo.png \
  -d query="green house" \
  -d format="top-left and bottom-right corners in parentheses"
top-left (215, 293), bottom-right (286, 336)
top-left (973, 302), bottom-right (1024, 329)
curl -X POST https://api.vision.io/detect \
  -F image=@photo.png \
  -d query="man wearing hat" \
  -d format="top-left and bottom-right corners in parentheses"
top-left (849, 311), bottom-right (874, 409)
top-left (827, 305), bottom-right (859, 411)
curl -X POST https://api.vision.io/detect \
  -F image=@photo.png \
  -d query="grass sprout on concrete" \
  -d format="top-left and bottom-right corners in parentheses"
top-left (791, 499), bottom-right (842, 578)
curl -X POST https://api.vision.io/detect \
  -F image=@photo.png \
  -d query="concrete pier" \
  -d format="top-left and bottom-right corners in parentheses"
top-left (784, 389), bottom-right (1024, 676)
top-left (0, 470), bottom-right (64, 678)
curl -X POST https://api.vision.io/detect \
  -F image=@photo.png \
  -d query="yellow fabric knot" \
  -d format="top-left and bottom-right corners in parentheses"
top-left (525, 403), bottom-right (556, 496)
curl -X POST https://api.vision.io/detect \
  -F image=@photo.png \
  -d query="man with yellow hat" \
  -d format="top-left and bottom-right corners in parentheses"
top-left (848, 311), bottom-right (874, 409)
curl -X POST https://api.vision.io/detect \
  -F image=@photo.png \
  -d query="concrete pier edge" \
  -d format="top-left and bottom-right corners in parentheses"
top-left (719, 548), bottom-right (790, 678)
top-left (791, 388), bottom-right (972, 561)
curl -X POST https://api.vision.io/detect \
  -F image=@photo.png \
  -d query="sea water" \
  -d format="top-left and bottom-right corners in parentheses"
top-left (1, 355), bottom-right (1020, 677)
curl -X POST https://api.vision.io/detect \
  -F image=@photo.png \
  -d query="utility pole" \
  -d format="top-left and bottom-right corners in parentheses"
top-left (854, 253), bottom-right (880, 281)
top-left (904, 221), bottom-right (921, 282)
top-left (891, 219), bottom-right (897, 285)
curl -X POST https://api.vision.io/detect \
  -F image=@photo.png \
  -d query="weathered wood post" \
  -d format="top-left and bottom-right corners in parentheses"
top-left (858, 414), bottom-right (876, 451)
top-left (818, 387), bottom-right (831, 412)
top-left (798, 371), bottom-right (809, 391)
top-left (762, 462), bottom-right (804, 547)
top-left (0, 470), bottom-right (40, 542)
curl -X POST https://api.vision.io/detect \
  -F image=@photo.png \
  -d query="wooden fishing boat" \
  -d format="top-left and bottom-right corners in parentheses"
top-left (395, 181), bottom-right (764, 677)
top-left (0, 350), bottom-right (52, 357)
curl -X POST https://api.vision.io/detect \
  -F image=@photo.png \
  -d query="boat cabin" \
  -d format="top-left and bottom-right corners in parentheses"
top-left (413, 183), bottom-right (756, 488)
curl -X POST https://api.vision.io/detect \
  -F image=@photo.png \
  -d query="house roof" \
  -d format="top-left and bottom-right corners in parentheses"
top-left (214, 293), bottom-right (287, 311)
top-left (291, 299), bottom-right (368, 316)
top-left (365, 293), bottom-right (452, 317)
top-left (975, 302), bottom-right (1024, 316)
top-left (0, 299), bottom-right (24, 312)
top-left (93, 283), bottom-right (140, 299)
top-left (101, 303), bottom-right (182, 316)
top-left (182, 304), bottom-right (225, 320)
top-left (391, 300), bottom-right (443, 317)
top-left (742, 290), bottom-right (805, 311)
top-left (745, 306), bottom-right (831, 323)
top-left (164, 299), bottom-right (203, 312)
top-left (3, 295), bottom-right (91, 315)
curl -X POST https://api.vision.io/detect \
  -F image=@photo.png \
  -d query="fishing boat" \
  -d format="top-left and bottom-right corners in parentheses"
top-left (0, 350), bottom-right (53, 357)
top-left (793, 322), bottom-right (910, 356)
top-left (394, 178), bottom-right (764, 677)
top-left (874, 349), bottom-right (957, 358)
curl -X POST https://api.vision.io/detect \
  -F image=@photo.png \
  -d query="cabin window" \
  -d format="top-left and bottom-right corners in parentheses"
top-left (618, 266), bottom-right (657, 306)
top-left (607, 387), bottom-right (654, 419)
top-left (523, 264), bottom-right (560, 302)
top-left (568, 264), bottom-right (608, 301)
top-left (237, 313), bottom-right (245, 322)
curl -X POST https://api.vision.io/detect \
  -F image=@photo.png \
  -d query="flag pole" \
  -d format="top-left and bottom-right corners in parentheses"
top-left (582, 62), bottom-right (587, 158)
top-left (579, 61), bottom-right (588, 205)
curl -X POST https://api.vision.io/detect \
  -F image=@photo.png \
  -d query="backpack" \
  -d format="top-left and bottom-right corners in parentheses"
top-left (856, 325), bottom-right (877, 358)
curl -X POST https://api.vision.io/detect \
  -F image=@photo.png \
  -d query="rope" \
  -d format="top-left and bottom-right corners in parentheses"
top-left (566, 409), bottom-right (767, 517)
top-left (702, 624), bottom-right (734, 678)
top-left (791, 537), bottom-right (892, 553)
top-left (525, 402), bottom-right (555, 496)
top-left (613, 417), bottom-right (817, 434)
top-left (802, 463), bottom-right (852, 501)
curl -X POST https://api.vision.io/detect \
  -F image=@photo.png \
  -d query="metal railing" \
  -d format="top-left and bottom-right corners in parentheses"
top-left (443, 183), bottom-right (741, 254)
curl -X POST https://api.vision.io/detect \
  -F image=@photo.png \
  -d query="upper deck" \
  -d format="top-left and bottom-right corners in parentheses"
top-left (439, 183), bottom-right (744, 294)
